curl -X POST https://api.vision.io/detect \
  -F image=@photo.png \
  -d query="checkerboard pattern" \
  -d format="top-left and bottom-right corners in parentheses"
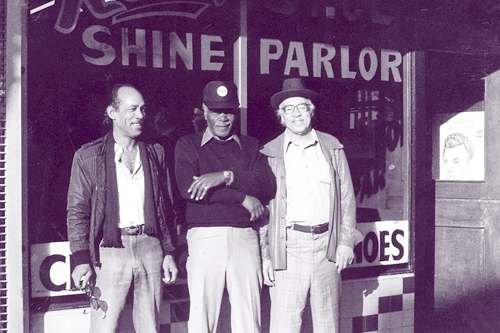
top-left (30, 274), bottom-right (414, 333)
top-left (158, 273), bottom-right (415, 333)
top-left (158, 284), bottom-right (190, 333)
top-left (340, 274), bottom-right (415, 333)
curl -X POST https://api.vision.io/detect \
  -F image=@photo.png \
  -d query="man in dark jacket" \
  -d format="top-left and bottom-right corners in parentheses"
top-left (175, 81), bottom-right (276, 333)
top-left (67, 84), bottom-right (178, 333)
top-left (260, 78), bottom-right (363, 333)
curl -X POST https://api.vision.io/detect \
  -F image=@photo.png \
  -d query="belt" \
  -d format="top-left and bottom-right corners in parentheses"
top-left (289, 222), bottom-right (329, 234)
top-left (121, 225), bottom-right (144, 236)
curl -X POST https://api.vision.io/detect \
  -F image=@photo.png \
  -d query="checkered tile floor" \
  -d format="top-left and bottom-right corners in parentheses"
top-left (158, 274), bottom-right (415, 333)
top-left (30, 274), bottom-right (414, 333)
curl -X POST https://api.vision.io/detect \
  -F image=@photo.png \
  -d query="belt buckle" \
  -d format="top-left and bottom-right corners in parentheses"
top-left (312, 223), bottom-right (327, 234)
top-left (125, 225), bottom-right (141, 235)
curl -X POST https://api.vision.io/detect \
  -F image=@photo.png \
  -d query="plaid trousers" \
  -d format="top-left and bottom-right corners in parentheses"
top-left (269, 228), bottom-right (340, 333)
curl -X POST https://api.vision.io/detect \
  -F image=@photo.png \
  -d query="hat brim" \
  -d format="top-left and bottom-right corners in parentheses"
top-left (204, 101), bottom-right (240, 110)
top-left (270, 89), bottom-right (318, 110)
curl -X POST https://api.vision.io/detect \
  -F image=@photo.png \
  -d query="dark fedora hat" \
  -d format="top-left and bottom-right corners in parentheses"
top-left (270, 78), bottom-right (318, 110)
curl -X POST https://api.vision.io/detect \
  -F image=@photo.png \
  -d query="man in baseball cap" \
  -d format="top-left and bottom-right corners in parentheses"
top-left (260, 78), bottom-right (363, 333)
top-left (203, 80), bottom-right (240, 110)
top-left (175, 81), bottom-right (276, 332)
top-left (200, 81), bottom-right (240, 139)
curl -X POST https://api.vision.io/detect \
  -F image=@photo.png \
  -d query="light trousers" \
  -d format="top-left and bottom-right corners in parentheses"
top-left (186, 226), bottom-right (262, 333)
top-left (90, 235), bottom-right (164, 333)
top-left (270, 228), bottom-right (340, 333)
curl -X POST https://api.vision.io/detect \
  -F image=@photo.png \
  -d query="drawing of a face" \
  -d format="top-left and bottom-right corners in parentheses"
top-left (442, 144), bottom-right (471, 180)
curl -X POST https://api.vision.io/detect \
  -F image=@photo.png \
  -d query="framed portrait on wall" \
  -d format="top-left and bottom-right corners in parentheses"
top-left (433, 110), bottom-right (485, 181)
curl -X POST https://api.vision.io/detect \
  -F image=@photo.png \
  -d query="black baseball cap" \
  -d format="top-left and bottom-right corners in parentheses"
top-left (203, 81), bottom-right (240, 109)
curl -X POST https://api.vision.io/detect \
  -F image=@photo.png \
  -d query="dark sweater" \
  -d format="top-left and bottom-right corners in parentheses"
top-left (174, 132), bottom-right (276, 228)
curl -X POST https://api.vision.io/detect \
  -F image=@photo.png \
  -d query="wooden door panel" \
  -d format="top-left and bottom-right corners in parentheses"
top-left (434, 225), bottom-right (485, 310)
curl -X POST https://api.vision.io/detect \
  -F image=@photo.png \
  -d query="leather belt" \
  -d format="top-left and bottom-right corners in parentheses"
top-left (121, 225), bottom-right (144, 236)
top-left (290, 222), bottom-right (329, 234)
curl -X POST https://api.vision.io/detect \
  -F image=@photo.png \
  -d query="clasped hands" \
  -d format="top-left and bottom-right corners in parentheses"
top-left (188, 172), bottom-right (264, 221)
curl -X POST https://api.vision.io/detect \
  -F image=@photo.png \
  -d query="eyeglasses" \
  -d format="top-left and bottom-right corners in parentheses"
top-left (82, 283), bottom-right (108, 313)
top-left (281, 103), bottom-right (310, 115)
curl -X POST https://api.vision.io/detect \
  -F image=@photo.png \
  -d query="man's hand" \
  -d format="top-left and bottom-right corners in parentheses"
top-left (242, 195), bottom-right (264, 221)
top-left (162, 255), bottom-right (178, 284)
top-left (262, 259), bottom-right (275, 287)
top-left (71, 263), bottom-right (93, 289)
top-left (335, 245), bottom-right (354, 273)
top-left (188, 172), bottom-right (226, 201)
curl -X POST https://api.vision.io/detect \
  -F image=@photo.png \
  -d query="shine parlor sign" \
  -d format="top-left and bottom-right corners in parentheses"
top-left (38, 0), bottom-right (403, 82)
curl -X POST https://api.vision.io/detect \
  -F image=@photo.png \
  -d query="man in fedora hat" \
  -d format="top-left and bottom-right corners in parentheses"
top-left (174, 81), bottom-right (276, 333)
top-left (260, 78), bottom-right (363, 333)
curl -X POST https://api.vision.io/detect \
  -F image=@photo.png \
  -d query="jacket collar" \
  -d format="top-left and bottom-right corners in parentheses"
top-left (261, 129), bottom-right (343, 158)
top-left (98, 131), bottom-right (113, 156)
top-left (284, 129), bottom-right (318, 153)
top-left (201, 127), bottom-right (242, 149)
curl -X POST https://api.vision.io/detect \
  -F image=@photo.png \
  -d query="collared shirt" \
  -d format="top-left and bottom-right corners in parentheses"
top-left (115, 143), bottom-right (145, 228)
top-left (284, 129), bottom-right (332, 226)
top-left (201, 127), bottom-right (242, 149)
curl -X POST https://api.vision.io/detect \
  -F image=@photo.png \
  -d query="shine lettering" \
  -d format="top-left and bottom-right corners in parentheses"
top-left (81, 26), bottom-right (402, 83)
top-left (82, 26), bottom-right (225, 71)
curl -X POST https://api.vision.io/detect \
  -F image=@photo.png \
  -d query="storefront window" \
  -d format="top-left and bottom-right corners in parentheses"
top-left (27, 0), bottom-right (240, 302)
top-left (27, 1), bottom-right (240, 244)
top-left (247, 1), bottom-right (408, 278)
top-left (27, 1), bottom-right (412, 302)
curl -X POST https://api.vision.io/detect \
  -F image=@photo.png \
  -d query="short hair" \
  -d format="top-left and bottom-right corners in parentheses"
top-left (103, 84), bottom-right (137, 125)
top-left (443, 132), bottom-right (474, 161)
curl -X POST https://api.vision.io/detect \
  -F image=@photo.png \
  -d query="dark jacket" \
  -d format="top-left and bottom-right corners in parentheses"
top-left (67, 134), bottom-right (175, 267)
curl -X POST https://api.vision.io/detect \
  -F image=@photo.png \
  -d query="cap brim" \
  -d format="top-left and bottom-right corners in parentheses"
top-left (204, 101), bottom-right (240, 109)
top-left (270, 89), bottom-right (318, 110)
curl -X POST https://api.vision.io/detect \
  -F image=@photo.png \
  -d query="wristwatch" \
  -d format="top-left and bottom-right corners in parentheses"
top-left (223, 171), bottom-right (232, 186)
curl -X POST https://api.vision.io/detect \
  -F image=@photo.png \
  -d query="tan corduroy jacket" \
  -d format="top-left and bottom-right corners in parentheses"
top-left (259, 130), bottom-right (363, 270)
